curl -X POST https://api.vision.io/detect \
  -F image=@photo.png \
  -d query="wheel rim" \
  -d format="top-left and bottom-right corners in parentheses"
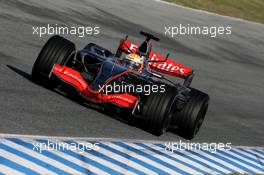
top-left (193, 103), bottom-right (208, 136)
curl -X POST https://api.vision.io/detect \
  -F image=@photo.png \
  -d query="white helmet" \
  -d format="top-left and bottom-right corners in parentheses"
top-left (122, 53), bottom-right (143, 71)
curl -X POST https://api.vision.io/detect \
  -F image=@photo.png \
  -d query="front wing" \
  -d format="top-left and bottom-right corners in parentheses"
top-left (51, 64), bottom-right (138, 108)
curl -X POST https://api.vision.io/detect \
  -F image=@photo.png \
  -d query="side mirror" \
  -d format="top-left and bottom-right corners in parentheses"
top-left (184, 71), bottom-right (194, 87)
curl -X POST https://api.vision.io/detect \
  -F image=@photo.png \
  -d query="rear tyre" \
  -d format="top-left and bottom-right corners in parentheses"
top-left (171, 88), bottom-right (209, 140)
top-left (31, 35), bottom-right (76, 87)
top-left (142, 88), bottom-right (176, 136)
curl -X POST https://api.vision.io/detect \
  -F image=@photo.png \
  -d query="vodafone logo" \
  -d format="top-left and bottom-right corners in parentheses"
top-left (64, 71), bottom-right (87, 89)
top-left (108, 95), bottom-right (133, 103)
top-left (149, 54), bottom-right (186, 75)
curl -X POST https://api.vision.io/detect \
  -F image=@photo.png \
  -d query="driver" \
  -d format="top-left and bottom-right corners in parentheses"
top-left (121, 53), bottom-right (143, 72)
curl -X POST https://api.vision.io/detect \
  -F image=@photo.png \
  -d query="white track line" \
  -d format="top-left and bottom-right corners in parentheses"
top-left (0, 133), bottom-right (263, 148)
top-left (109, 143), bottom-right (182, 175)
top-left (0, 134), bottom-right (263, 174)
top-left (1, 139), bottom-right (81, 175)
top-left (199, 150), bottom-right (260, 174)
top-left (241, 148), bottom-right (264, 160)
top-left (127, 142), bottom-right (202, 174)
top-left (92, 142), bottom-right (158, 175)
top-left (36, 139), bottom-right (111, 175)
top-left (185, 148), bottom-right (246, 173)
top-left (0, 164), bottom-right (25, 175)
top-left (226, 148), bottom-right (264, 169)
top-left (152, 0), bottom-right (264, 26)
top-left (174, 149), bottom-right (232, 174)
top-left (0, 149), bottom-right (56, 175)
top-left (147, 143), bottom-right (224, 174)
top-left (73, 140), bottom-right (137, 175)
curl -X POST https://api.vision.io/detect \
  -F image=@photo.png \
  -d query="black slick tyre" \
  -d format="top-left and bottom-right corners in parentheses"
top-left (31, 35), bottom-right (76, 86)
top-left (142, 88), bottom-right (176, 136)
top-left (172, 88), bottom-right (209, 140)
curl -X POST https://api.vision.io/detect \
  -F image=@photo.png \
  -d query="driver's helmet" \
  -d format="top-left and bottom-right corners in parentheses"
top-left (122, 53), bottom-right (143, 72)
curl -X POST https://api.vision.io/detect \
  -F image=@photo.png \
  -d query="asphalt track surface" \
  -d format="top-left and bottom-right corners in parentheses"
top-left (0, 0), bottom-right (263, 146)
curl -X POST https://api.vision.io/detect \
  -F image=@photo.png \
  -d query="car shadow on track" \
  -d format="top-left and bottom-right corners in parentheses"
top-left (6, 64), bottom-right (148, 133)
top-left (7, 65), bottom-right (32, 81)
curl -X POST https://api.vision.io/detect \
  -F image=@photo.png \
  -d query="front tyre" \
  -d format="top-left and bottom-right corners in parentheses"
top-left (31, 35), bottom-right (76, 86)
top-left (142, 88), bottom-right (177, 136)
top-left (171, 88), bottom-right (209, 140)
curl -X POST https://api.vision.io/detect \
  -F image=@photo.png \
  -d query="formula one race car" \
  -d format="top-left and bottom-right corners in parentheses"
top-left (31, 31), bottom-right (209, 139)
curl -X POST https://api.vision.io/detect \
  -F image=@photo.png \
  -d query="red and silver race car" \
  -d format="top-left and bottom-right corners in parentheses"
top-left (31, 31), bottom-right (209, 139)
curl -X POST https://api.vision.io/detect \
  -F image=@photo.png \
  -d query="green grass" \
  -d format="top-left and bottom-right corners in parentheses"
top-left (165, 0), bottom-right (264, 24)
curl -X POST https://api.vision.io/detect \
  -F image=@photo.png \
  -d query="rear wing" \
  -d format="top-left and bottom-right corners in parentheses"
top-left (116, 39), bottom-right (193, 79)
